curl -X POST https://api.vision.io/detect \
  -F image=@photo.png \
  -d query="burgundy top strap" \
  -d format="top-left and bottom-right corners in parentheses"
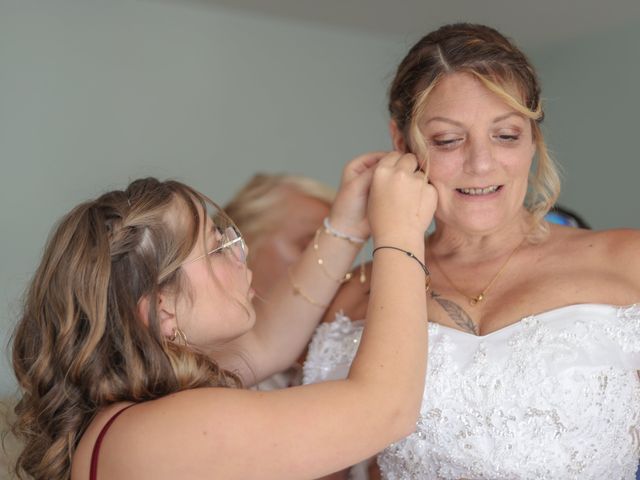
top-left (89, 404), bottom-right (135, 480)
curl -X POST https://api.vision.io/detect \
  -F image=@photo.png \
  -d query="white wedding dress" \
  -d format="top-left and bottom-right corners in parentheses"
top-left (303, 303), bottom-right (640, 479)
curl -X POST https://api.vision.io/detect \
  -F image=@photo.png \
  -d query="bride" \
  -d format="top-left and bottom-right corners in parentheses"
top-left (304, 23), bottom-right (640, 479)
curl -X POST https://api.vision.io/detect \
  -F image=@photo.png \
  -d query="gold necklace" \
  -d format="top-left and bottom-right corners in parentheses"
top-left (429, 239), bottom-right (524, 306)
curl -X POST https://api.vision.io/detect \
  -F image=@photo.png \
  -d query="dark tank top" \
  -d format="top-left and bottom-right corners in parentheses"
top-left (89, 404), bottom-right (135, 480)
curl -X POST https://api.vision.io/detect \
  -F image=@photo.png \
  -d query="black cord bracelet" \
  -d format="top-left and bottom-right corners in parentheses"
top-left (372, 246), bottom-right (430, 277)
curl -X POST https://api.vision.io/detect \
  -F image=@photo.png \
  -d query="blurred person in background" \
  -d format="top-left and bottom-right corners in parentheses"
top-left (225, 174), bottom-right (335, 389)
top-left (304, 23), bottom-right (640, 479)
top-left (225, 174), bottom-right (334, 304)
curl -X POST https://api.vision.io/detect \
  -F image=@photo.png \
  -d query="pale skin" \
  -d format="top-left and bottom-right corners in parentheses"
top-left (318, 72), bottom-right (640, 479)
top-left (70, 153), bottom-right (438, 480)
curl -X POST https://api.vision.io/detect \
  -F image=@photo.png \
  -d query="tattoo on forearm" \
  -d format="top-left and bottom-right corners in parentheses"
top-left (430, 291), bottom-right (478, 335)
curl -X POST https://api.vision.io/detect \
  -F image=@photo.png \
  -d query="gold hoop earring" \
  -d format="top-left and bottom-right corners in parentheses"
top-left (169, 327), bottom-right (188, 346)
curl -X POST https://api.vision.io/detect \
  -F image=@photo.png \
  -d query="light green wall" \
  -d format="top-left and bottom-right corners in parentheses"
top-left (1, 1), bottom-right (639, 395)
top-left (531, 20), bottom-right (640, 230)
top-left (0, 0), bottom-right (403, 395)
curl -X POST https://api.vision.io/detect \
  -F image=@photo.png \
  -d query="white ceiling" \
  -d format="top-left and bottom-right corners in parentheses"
top-left (185, 0), bottom-right (640, 50)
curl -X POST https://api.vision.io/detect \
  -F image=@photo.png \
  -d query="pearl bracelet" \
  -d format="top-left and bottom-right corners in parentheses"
top-left (323, 217), bottom-right (366, 244)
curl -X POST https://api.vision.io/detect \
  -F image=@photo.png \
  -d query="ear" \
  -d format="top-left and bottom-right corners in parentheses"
top-left (389, 119), bottom-right (407, 153)
top-left (137, 291), bottom-right (178, 339)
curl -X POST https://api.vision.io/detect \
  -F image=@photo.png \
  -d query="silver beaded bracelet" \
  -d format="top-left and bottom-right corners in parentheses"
top-left (323, 217), bottom-right (366, 244)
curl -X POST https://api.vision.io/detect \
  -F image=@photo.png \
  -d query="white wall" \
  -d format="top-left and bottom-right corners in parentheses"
top-left (0, 0), bottom-right (403, 395)
top-left (531, 20), bottom-right (640, 230)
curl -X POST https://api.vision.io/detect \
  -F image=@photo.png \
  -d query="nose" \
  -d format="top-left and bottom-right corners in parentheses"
top-left (463, 136), bottom-right (496, 176)
top-left (230, 249), bottom-right (246, 267)
top-left (227, 238), bottom-right (248, 265)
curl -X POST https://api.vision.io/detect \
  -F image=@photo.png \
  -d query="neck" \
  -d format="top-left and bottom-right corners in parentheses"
top-left (428, 209), bottom-right (532, 263)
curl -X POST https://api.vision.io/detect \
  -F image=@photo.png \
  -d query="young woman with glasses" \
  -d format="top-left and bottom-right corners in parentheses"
top-left (10, 151), bottom-right (437, 480)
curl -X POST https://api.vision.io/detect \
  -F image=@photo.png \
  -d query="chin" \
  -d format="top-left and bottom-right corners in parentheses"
top-left (441, 199), bottom-right (526, 228)
top-left (247, 311), bottom-right (257, 329)
top-left (443, 212), bottom-right (515, 234)
top-left (243, 307), bottom-right (257, 331)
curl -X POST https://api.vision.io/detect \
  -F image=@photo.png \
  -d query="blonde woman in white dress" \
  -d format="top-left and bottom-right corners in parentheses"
top-left (304, 23), bottom-right (640, 480)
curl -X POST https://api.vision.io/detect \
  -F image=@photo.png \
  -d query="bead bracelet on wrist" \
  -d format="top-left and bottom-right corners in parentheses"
top-left (323, 217), bottom-right (366, 244)
top-left (315, 225), bottom-right (368, 284)
top-left (313, 228), bottom-right (352, 284)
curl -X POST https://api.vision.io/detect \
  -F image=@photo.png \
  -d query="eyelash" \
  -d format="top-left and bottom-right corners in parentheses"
top-left (495, 134), bottom-right (520, 142)
top-left (431, 138), bottom-right (463, 150)
top-left (430, 133), bottom-right (521, 150)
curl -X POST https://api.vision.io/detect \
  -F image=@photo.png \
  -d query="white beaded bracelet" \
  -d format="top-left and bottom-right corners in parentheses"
top-left (323, 217), bottom-right (366, 244)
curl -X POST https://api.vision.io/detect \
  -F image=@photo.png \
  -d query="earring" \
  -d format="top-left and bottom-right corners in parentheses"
top-left (169, 327), bottom-right (188, 346)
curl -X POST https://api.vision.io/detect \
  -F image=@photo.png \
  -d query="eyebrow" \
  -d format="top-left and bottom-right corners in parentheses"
top-left (423, 112), bottom-right (525, 127)
top-left (492, 112), bottom-right (526, 123)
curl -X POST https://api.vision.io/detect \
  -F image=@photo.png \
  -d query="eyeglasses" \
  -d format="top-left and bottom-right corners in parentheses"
top-left (182, 225), bottom-right (248, 266)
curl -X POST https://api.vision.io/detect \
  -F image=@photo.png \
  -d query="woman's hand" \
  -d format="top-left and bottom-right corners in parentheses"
top-left (328, 152), bottom-right (387, 241)
top-left (368, 151), bottom-right (438, 246)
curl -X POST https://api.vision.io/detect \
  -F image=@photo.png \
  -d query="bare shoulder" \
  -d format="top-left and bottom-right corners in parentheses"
top-left (566, 227), bottom-right (640, 265)
top-left (77, 384), bottom-right (401, 480)
top-left (596, 227), bottom-right (640, 255)
top-left (546, 224), bottom-right (640, 289)
top-left (72, 390), bottom-right (273, 479)
top-left (321, 261), bottom-right (372, 324)
top-left (592, 228), bottom-right (640, 284)
top-left (547, 224), bottom-right (639, 256)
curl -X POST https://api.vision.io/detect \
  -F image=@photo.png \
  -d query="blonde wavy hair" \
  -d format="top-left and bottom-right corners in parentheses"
top-left (224, 173), bottom-right (335, 249)
top-left (10, 178), bottom-right (241, 480)
top-left (388, 23), bottom-right (560, 240)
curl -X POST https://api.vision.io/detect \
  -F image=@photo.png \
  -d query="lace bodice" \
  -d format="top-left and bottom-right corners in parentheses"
top-left (303, 304), bottom-right (640, 479)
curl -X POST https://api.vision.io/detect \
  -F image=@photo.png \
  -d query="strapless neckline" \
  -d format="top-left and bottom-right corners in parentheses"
top-left (304, 301), bottom-right (640, 479)
top-left (430, 302), bottom-right (639, 339)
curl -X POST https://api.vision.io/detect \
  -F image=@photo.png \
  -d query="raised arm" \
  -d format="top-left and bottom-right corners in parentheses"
top-left (218, 152), bottom-right (384, 384)
top-left (102, 152), bottom-right (437, 480)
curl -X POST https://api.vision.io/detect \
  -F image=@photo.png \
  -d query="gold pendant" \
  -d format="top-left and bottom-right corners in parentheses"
top-left (470, 293), bottom-right (484, 306)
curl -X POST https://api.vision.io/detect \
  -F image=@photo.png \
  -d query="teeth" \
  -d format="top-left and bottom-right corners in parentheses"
top-left (458, 185), bottom-right (499, 196)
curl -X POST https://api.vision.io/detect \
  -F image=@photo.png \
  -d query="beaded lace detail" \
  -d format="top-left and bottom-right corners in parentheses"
top-left (303, 304), bottom-right (640, 479)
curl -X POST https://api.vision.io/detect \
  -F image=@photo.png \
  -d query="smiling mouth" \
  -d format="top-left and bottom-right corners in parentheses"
top-left (456, 185), bottom-right (502, 196)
